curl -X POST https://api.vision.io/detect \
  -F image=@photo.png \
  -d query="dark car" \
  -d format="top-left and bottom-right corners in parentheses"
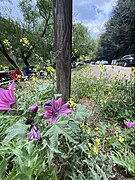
top-left (116, 54), bottom-right (135, 67)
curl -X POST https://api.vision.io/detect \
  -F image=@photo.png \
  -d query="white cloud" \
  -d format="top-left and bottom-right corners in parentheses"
top-left (73, 0), bottom-right (118, 38)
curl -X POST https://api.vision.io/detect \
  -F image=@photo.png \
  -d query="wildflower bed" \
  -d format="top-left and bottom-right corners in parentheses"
top-left (0, 65), bottom-right (135, 179)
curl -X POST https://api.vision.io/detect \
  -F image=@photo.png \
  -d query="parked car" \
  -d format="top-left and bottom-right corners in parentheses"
top-left (111, 59), bottom-right (118, 65)
top-left (77, 61), bottom-right (85, 66)
top-left (95, 61), bottom-right (102, 65)
top-left (116, 54), bottom-right (135, 67)
top-left (90, 61), bottom-right (96, 65)
top-left (95, 60), bottom-right (108, 65)
top-left (101, 60), bottom-right (108, 65)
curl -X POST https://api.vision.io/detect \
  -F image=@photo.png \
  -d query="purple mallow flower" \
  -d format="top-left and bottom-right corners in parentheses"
top-left (28, 124), bottom-right (41, 140)
top-left (0, 81), bottom-right (16, 110)
top-left (124, 121), bottom-right (134, 128)
top-left (29, 105), bottom-right (38, 113)
top-left (44, 97), bottom-right (72, 125)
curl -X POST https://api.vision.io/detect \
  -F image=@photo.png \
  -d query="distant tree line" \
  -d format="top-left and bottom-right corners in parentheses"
top-left (96, 0), bottom-right (135, 63)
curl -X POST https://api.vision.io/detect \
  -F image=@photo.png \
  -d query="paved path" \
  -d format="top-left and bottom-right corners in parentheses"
top-left (89, 65), bottom-right (134, 79)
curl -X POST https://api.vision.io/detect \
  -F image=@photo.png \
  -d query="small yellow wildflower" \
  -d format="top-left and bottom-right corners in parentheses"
top-left (86, 122), bottom-right (89, 126)
top-left (80, 123), bottom-right (84, 128)
top-left (86, 129), bottom-right (91, 135)
top-left (3, 39), bottom-right (11, 47)
top-left (114, 73), bottom-right (119, 79)
top-left (88, 154), bottom-right (91, 158)
top-left (108, 91), bottom-right (112, 95)
top-left (118, 136), bottom-right (124, 143)
top-left (95, 137), bottom-right (100, 144)
top-left (93, 146), bottom-right (98, 155)
top-left (88, 142), bottom-right (93, 148)
top-left (123, 72), bottom-right (126, 77)
top-left (95, 127), bottom-right (99, 131)
top-left (68, 98), bottom-right (76, 109)
top-left (20, 37), bottom-right (30, 46)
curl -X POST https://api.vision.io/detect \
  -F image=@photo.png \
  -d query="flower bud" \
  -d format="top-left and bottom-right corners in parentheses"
top-left (29, 105), bottom-right (38, 113)
top-left (25, 119), bottom-right (34, 125)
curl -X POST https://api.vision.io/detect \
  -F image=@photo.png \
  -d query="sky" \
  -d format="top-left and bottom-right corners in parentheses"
top-left (0, 0), bottom-right (118, 38)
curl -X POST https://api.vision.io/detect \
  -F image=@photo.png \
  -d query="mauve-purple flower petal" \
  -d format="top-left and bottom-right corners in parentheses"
top-left (0, 81), bottom-right (16, 111)
top-left (124, 121), bottom-right (134, 128)
top-left (44, 111), bottom-right (52, 119)
top-left (50, 116), bottom-right (57, 125)
top-left (28, 124), bottom-right (41, 140)
top-left (0, 100), bottom-right (11, 110)
top-left (52, 97), bottom-right (62, 111)
top-left (59, 104), bottom-right (72, 115)
top-left (44, 106), bottom-right (53, 111)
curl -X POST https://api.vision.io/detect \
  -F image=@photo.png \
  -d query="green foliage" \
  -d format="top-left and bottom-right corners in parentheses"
top-left (0, 65), bottom-right (135, 179)
top-left (111, 150), bottom-right (135, 176)
top-left (72, 65), bottom-right (135, 120)
top-left (73, 23), bottom-right (96, 60)
top-left (96, 0), bottom-right (135, 61)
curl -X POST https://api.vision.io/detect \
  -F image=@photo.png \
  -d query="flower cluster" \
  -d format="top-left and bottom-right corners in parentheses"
top-left (20, 37), bottom-right (30, 46)
top-left (3, 39), bottom-right (12, 48)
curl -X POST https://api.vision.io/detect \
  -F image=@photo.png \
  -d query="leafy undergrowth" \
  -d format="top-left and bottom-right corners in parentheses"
top-left (0, 65), bottom-right (135, 179)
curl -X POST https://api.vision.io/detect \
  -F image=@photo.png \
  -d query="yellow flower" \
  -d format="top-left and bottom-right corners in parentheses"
top-left (114, 73), bottom-right (119, 79)
top-left (68, 98), bottom-right (76, 109)
top-left (93, 146), bottom-right (98, 155)
top-left (108, 91), bottom-right (112, 95)
top-left (95, 137), bottom-right (100, 144)
top-left (80, 123), bottom-right (84, 128)
top-left (88, 142), bottom-right (92, 148)
top-left (17, 75), bottom-right (22, 79)
top-left (118, 136), bottom-right (124, 143)
top-left (88, 154), bottom-right (91, 158)
top-left (86, 129), bottom-right (91, 135)
top-left (20, 37), bottom-right (30, 46)
top-left (95, 127), bottom-right (99, 131)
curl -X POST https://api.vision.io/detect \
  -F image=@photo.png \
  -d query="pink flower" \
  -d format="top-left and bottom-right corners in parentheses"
top-left (44, 97), bottom-right (72, 125)
top-left (124, 121), bottom-right (134, 128)
top-left (29, 105), bottom-right (38, 113)
top-left (0, 81), bottom-right (16, 110)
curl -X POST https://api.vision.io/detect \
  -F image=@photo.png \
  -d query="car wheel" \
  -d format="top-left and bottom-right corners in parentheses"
top-left (124, 62), bottom-right (128, 67)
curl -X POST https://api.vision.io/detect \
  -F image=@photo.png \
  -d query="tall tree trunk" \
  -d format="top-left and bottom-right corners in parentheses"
top-left (53, 0), bottom-right (72, 103)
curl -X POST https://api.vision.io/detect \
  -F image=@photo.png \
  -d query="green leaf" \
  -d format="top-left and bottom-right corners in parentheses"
top-left (0, 156), bottom-right (7, 179)
top-left (3, 121), bottom-right (30, 145)
top-left (45, 117), bottom-right (77, 144)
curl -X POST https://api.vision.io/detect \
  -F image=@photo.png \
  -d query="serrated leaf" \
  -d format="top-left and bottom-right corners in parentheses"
top-left (45, 117), bottom-right (77, 144)
top-left (3, 121), bottom-right (29, 145)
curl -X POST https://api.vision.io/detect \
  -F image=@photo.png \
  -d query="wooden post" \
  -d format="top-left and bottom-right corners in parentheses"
top-left (53, 0), bottom-right (72, 103)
